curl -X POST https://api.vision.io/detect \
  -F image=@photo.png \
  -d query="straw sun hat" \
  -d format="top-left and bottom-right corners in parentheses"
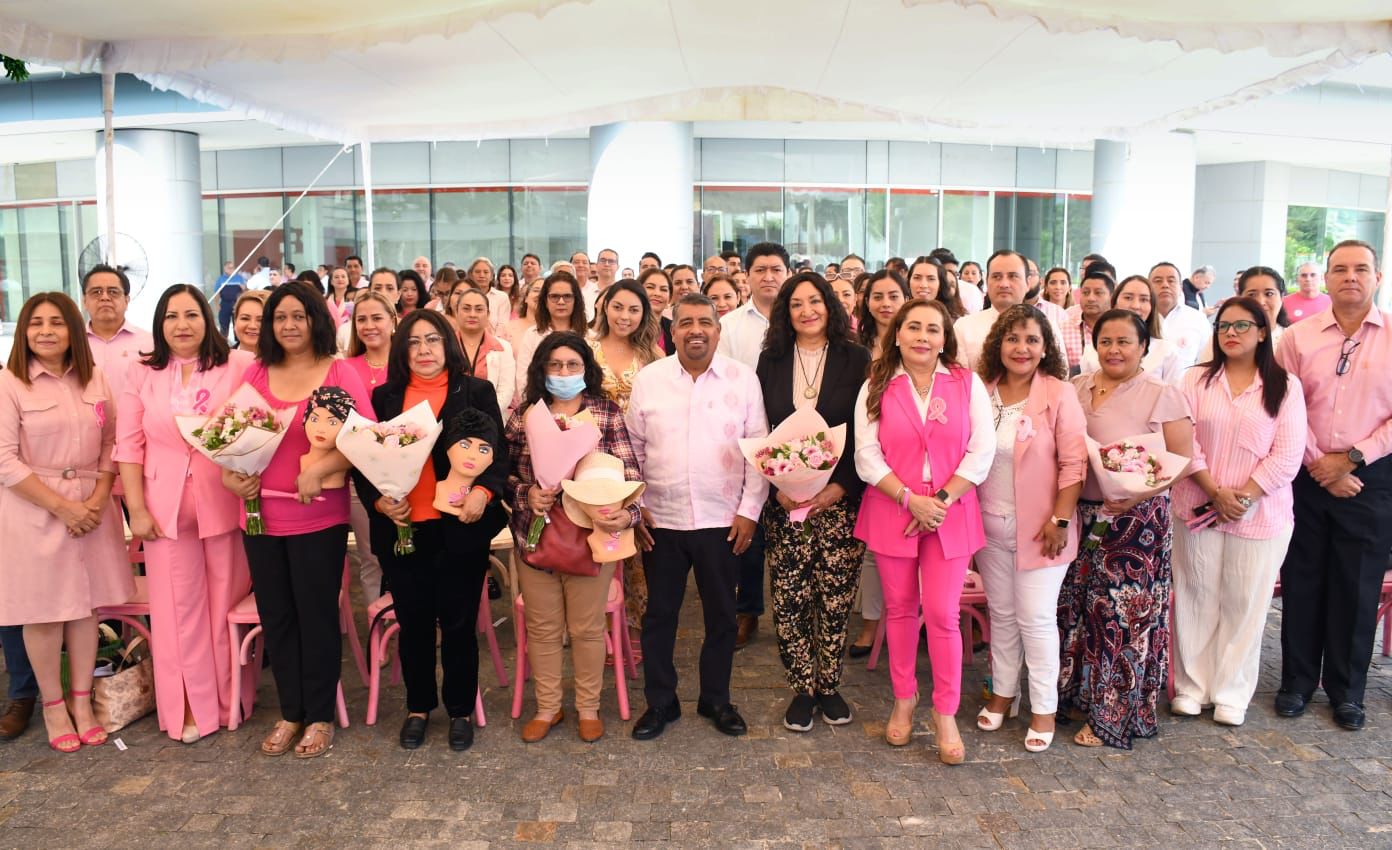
top-left (561, 452), bottom-right (645, 528)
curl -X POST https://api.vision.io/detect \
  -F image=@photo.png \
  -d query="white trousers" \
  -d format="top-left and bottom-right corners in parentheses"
top-left (1172, 522), bottom-right (1291, 711)
top-left (348, 489), bottom-right (383, 603)
top-left (977, 513), bottom-right (1068, 714)
top-left (859, 551), bottom-right (883, 621)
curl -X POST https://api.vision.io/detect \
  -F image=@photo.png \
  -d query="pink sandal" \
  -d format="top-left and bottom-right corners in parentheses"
top-left (41, 697), bottom-right (80, 753)
top-left (68, 690), bottom-right (107, 746)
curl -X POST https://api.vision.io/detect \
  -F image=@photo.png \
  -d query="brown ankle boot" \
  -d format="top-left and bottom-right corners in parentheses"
top-left (0, 697), bottom-right (35, 740)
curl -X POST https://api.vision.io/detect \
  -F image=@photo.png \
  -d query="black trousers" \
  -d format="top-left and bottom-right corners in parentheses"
top-left (641, 527), bottom-right (739, 710)
top-left (1280, 459), bottom-right (1392, 705)
top-left (377, 521), bottom-right (489, 717)
top-left (244, 525), bottom-right (349, 724)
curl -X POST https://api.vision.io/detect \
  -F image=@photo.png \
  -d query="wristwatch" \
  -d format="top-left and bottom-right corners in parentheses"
top-left (1050, 515), bottom-right (1070, 529)
top-left (1348, 447), bottom-right (1365, 469)
top-left (935, 488), bottom-right (951, 505)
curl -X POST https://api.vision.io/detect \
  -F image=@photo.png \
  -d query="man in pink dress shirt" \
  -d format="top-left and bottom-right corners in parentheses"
top-left (626, 292), bottom-right (769, 741)
top-left (1274, 240), bottom-right (1392, 731)
top-left (82, 265), bottom-right (154, 500)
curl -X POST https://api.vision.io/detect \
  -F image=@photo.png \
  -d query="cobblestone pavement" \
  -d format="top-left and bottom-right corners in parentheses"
top-left (2, 589), bottom-right (1390, 849)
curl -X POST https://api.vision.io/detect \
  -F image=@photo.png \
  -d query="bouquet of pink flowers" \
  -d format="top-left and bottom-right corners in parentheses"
top-left (739, 408), bottom-right (847, 523)
top-left (336, 401), bottom-right (442, 554)
top-left (1081, 433), bottom-right (1190, 552)
top-left (177, 384), bottom-right (294, 535)
top-left (522, 403), bottom-right (601, 549)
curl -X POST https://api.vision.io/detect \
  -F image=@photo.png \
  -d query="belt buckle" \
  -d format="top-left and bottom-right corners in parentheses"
top-left (61, 467), bottom-right (77, 480)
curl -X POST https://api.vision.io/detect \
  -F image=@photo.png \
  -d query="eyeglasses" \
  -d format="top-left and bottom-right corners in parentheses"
top-left (596, 258), bottom-right (618, 266)
top-left (86, 287), bottom-right (125, 300)
top-left (547, 293), bottom-right (575, 303)
top-left (832, 271), bottom-right (860, 281)
top-left (407, 334), bottom-right (445, 350)
top-left (1216, 320), bottom-right (1256, 334)
top-left (1337, 337), bottom-right (1361, 376)
top-left (545, 359), bottom-right (584, 374)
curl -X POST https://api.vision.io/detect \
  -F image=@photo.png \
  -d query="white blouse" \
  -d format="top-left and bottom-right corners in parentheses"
top-left (977, 393), bottom-right (1027, 516)
top-left (853, 363), bottom-right (996, 489)
top-left (1079, 335), bottom-right (1185, 384)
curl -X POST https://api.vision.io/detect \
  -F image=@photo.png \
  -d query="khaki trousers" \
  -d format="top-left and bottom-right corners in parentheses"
top-left (517, 560), bottom-right (615, 714)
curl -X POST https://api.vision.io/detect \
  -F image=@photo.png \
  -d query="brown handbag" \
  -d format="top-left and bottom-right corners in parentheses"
top-left (92, 636), bottom-right (156, 733)
top-left (522, 503), bottom-right (602, 577)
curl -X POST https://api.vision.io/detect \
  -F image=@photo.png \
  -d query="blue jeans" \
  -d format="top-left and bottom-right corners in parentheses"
top-left (0, 625), bottom-right (37, 701)
top-left (735, 523), bottom-right (766, 616)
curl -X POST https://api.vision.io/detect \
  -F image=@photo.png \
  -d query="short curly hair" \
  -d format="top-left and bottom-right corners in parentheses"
top-left (976, 304), bottom-right (1068, 384)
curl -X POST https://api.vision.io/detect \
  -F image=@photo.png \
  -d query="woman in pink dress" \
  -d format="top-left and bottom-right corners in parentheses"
top-left (222, 281), bottom-right (375, 758)
top-left (342, 290), bottom-right (398, 605)
top-left (116, 284), bottom-right (256, 743)
top-left (325, 267), bottom-right (355, 329)
top-left (0, 292), bottom-right (132, 753)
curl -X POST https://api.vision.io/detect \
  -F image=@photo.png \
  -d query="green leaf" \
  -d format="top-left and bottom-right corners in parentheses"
top-left (0, 56), bottom-right (30, 83)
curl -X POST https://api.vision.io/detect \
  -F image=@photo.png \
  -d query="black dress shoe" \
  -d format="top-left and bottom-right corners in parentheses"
top-left (448, 715), bottom-right (474, 751)
top-left (699, 702), bottom-right (747, 737)
top-left (1333, 702), bottom-right (1366, 731)
top-left (847, 643), bottom-right (872, 659)
top-left (631, 703), bottom-right (680, 741)
top-left (399, 714), bottom-right (428, 749)
top-left (1274, 691), bottom-right (1307, 717)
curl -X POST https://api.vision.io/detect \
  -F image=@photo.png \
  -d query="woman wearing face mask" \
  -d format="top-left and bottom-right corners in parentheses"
top-left (356, 311), bottom-right (509, 752)
top-left (1079, 276), bottom-right (1183, 383)
top-left (513, 271), bottom-right (589, 405)
top-left (116, 284), bottom-right (257, 743)
top-left (1170, 297), bottom-right (1302, 727)
top-left (449, 286), bottom-right (516, 416)
top-left (504, 333), bottom-right (642, 743)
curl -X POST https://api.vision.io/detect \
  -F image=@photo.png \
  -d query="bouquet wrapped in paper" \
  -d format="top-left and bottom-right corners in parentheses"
top-left (1080, 433), bottom-right (1190, 552)
top-left (176, 384), bottom-right (294, 535)
top-left (739, 407), bottom-right (846, 523)
top-left (336, 401), bottom-right (442, 554)
top-left (522, 403), bottom-right (600, 550)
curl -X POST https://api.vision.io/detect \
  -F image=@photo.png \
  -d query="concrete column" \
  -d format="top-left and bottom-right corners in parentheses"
top-left (1090, 134), bottom-right (1197, 280)
top-left (588, 122), bottom-right (694, 270)
top-left (1191, 161), bottom-right (1291, 300)
top-left (95, 128), bottom-right (202, 331)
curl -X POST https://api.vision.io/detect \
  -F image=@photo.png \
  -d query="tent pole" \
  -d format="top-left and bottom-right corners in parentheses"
top-left (1382, 145), bottom-right (1392, 312)
top-left (101, 46), bottom-right (116, 265)
top-left (361, 142), bottom-right (375, 271)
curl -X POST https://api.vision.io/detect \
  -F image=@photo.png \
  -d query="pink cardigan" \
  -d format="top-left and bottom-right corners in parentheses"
top-left (986, 372), bottom-right (1088, 569)
top-left (114, 349), bottom-right (255, 540)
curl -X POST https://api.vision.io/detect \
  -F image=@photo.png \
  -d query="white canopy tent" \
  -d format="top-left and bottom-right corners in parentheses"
top-left (0, 0), bottom-right (1389, 147)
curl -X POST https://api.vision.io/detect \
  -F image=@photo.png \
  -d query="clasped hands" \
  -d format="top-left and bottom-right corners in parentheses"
top-left (1309, 452), bottom-right (1361, 499)
top-left (54, 496), bottom-right (104, 538)
top-left (903, 492), bottom-right (948, 537)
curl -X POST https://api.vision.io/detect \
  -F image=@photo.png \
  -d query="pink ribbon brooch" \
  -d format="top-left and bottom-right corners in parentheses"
top-left (92, 400), bottom-right (106, 429)
top-left (1016, 414), bottom-right (1035, 442)
top-left (927, 397), bottom-right (948, 425)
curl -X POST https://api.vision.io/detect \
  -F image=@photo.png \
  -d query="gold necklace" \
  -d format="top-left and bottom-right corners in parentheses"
top-left (795, 342), bottom-right (827, 399)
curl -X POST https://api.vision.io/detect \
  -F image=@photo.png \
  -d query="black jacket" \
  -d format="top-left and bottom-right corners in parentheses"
top-left (352, 371), bottom-right (510, 559)
top-left (755, 339), bottom-right (871, 503)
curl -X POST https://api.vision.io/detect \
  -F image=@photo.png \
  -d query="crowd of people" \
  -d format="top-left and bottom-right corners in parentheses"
top-left (0, 236), bottom-right (1386, 765)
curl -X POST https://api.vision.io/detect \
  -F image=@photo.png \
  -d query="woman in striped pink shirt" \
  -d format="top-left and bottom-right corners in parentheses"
top-left (1171, 297), bottom-right (1306, 726)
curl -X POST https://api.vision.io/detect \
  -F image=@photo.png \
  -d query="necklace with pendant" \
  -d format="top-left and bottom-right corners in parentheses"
top-left (365, 356), bottom-right (387, 386)
top-left (796, 343), bottom-right (827, 399)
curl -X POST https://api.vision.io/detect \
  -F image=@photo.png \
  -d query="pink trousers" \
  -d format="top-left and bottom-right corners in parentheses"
top-left (143, 492), bottom-right (252, 739)
top-left (874, 531), bottom-right (968, 714)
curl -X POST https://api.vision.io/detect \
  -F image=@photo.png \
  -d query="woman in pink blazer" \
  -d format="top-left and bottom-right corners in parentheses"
top-left (972, 305), bottom-right (1086, 753)
top-left (115, 284), bottom-right (256, 743)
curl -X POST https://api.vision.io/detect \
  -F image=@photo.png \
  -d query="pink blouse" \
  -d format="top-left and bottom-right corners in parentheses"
top-left (242, 359), bottom-right (375, 536)
top-left (1171, 368), bottom-right (1306, 540)
top-left (1071, 371), bottom-right (1191, 502)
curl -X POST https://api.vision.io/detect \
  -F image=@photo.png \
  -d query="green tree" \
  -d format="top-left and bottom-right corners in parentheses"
top-left (0, 56), bottom-right (29, 82)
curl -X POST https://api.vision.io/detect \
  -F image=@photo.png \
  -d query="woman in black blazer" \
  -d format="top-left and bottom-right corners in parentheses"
top-left (354, 310), bottom-right (509, 753)
top-left (754, 272), bottom-right (871, 733)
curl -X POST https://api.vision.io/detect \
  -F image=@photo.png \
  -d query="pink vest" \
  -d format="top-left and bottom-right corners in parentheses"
top-left (854, 368), bottom-right (986, 560)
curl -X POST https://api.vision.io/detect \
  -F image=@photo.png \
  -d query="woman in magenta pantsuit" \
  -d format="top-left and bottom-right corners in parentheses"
top-left (115, 284), bottom-right (256, 743)
top-left (0, 292), bottom-right (132, 753)
top-left (852, 299), bottom-right (994, 765)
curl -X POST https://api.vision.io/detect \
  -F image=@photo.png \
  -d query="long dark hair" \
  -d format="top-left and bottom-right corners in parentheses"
top-left (258, 281), bottom-right (338, 365)
top-left (864, 299), bottom-right (961, 422)
top-left (535, 270), bottom-right (589, 336)
top-left (397, 269), bottom-right (427, 315)
top-left (1237, 265), bottom-right (1291, 328)
top-left (763, 272), bottom-right (854, 359)
top-left (384, 309), bottom-right (469, 391)
top-left (522, 332), bottom-right (604, 408)
top-left (7, 292), bottom-right (94, 388)
top-left (142, 283), bottom-right (230, 372)
top-left (856, 269), bottom-right (910, 350)
top-left (1198, 296), bottom-right (1289, 418)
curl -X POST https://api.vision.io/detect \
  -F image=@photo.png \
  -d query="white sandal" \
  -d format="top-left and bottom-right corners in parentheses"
top-left (1024, 726), bottom-right (1054, 752)
top-left (975, 695), bottom-right (1019, 731)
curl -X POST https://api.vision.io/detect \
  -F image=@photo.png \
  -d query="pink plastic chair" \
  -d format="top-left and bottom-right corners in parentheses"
top-left (1375, 569), bottom-right (1392, 657)
top-left (95, 575), bottom-right (152, 646)
top-left (363, 557), bottom-right (510, 726)
top-left (510, 573), bottom-right (638, 720)
top-left (226, 559), bottom-right (362, 730)
top-left (866, 571), bottom-right (991, 671)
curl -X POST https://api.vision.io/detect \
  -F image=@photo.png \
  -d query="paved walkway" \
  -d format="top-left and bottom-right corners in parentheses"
top-left (2, 590), bottom-right (1390, 849)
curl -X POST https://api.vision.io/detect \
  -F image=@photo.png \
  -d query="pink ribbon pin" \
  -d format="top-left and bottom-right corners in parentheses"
top-left (1016, 414), bottom-right (1035, 442)
top-left (92, 400), bottom-right (106, 429)
top-left (193, 389), bottom-right (212, 414)
top-left (927, 397), bottom-right (948, 425)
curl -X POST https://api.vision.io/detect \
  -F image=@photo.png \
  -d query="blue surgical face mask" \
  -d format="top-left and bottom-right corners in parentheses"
top-left (545, 373), bottom-right (586, 400)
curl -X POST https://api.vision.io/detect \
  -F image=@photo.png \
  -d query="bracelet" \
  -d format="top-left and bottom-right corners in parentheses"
top-left (898, 486), bottom-right (912, 509)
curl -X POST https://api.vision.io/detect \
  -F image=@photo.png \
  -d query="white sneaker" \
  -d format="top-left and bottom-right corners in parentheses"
top-left (1169, 694), bottom-right (1202, 716)
top-left (1212, 705), bottom-right (1246, 726)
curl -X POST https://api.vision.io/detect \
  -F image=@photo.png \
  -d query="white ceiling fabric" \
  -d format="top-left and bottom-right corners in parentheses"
top-left (0, 0), bottom-right (1388, 145)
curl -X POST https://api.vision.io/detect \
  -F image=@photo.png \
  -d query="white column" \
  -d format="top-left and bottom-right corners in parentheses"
top-left (1191, 161), bottom-right (1290, 300)
top-left (361, 142), bottom-right (376, 272)
top-left (1090, 134), bottom-right (1197, 279)
top-left (94, 128), bottom-right (202, 332)
top-left (588, 122), bottom-right (694, 269)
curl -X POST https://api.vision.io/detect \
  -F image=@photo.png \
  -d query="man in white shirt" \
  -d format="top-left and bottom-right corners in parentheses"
top-left (520, 253), bottom-right (543, 290)
top-left (702, 255), bottom-right (727, 283)
top-left (953, 250), bottom-right (1066, 372)
top-left (1150, 261), bottom-right (1211, 370)
top-left (572, 251), bottom-right (599, 318)
top-left (245, 257), bottom-right (273, 291)
top-left (412, 256), bottom-right (433, 290)
top-left (627, 292), bottom-right (769, 741)
top-left (345, 255), bottom-right (368, 289)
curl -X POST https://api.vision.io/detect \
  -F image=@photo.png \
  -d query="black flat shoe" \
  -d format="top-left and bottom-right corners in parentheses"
top-left (399, 714), bottom-right (428, 749)
top-left (700, 702), bottom-right (747, 737)
top-left (1333, 702), bottom-right (1366, 731)
top-left (847, 643), bottom-right (872, 659)
top-left (448, 715), bottom-right (474, 751)
top-left (1274, 691), bottom-right (1308, 718)
top-left (631, 703), bottom-right (680, 741)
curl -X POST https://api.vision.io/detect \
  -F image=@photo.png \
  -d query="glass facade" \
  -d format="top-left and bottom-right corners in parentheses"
top-left (1285, 204), bottom-right (1386, 281)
